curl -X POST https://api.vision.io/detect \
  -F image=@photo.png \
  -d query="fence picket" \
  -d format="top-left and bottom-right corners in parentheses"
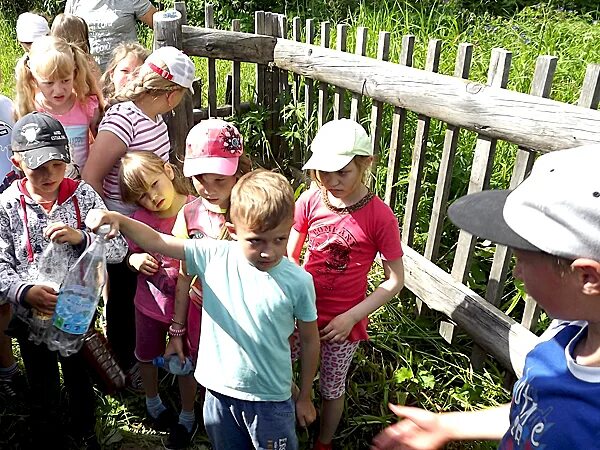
top-left (304, 19), bottom-right (315, 146)
top-left (350, 27), bottom-right (368, 122)
top-left (578, 64), bottom-right (600, 109)
top-left (367, 31), bottom-right (390, 189)
top-left (384, 34), bottom-right (415, 209)
top-left (254, 11), bottom-right (265, 104)
top-left (442, 48), bottom-right (512, 344)
top-left (318, 21), bottom-right (331, 128)
top-left (402, 39), bottom-right (442, 247)
top-left (334, 24), bottom-right (349, 120)
top-left (205, 4), bottom-right (217, 117)
top-left (231, 19), bottom-right (241, 114)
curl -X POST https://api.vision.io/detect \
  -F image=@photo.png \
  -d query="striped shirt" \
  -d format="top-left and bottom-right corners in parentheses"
top-left (98, 101), bottom-right (170, 214)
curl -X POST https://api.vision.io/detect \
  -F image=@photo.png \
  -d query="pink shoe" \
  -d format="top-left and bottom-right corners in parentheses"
top-left (313, 440), bottom-right (333, 450)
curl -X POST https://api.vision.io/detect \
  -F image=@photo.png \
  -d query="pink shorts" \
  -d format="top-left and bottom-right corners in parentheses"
top-left (291, 331), bottom-right (360, 400)
top-left (134, 309), bottom-right (170, 363)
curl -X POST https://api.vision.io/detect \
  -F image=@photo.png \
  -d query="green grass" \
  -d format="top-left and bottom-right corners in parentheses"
top-left (1, 1), bottom-right (598, 448)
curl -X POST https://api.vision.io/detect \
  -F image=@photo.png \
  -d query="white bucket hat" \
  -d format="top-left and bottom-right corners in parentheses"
top-left (146, 46), bottom-right (195, 93)
top-left (302, 119), bottom-right (373, 172)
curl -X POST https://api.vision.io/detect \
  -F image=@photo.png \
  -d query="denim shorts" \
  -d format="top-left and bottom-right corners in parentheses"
top-left (204, 389), bottom-right (298, 450)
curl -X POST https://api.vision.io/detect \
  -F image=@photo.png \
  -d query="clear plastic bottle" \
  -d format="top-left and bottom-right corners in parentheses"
top-left (152, 354), bottom-right (194, 376)
top-left (29, 241), bottom-right (69, 345)
top-left (46, 225), bottom-right (110, 357)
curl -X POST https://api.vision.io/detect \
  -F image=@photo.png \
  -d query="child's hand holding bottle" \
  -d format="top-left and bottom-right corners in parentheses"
top-left (85, 208), bottom-right (121, 238)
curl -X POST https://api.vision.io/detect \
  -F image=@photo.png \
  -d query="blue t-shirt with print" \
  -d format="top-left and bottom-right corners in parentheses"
top-left (500, 321), bottom-right (600, 449)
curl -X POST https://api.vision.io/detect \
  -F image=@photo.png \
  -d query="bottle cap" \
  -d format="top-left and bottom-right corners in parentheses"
top-left (97, 224), bottom-right (111, 236)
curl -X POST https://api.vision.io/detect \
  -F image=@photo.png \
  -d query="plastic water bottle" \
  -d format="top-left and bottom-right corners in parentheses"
top-left (152, 355), bottom-right (194, 376)
top-left (46, 225), bottom-right (110, 357)
top-left (29, 241), bottom-right (69, 345)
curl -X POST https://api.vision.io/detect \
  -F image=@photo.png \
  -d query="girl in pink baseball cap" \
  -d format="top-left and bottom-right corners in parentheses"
top-left (168, 118), bottom-right (253, 432)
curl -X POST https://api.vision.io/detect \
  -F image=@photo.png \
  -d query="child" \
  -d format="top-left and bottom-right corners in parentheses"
top-left (0, 112), bottom-right (127, 448)
top-left (15, 35), bottom-right (104, 179)
top-left (119, 151), bottom-right (198, 448)
top-left (16, 12), bottom-right (49, 51)
top-left (101, 42), bottom-right (150, 101)
top-left (51, 13), bottom-right (103, 81)
top-left (86, 169), bottom-right (321, 450)
top-left (81, 45), bottom-right (194, 388)
top-left (287, 119), bottom-right (405, 450)
top-left (371, 144), bottom-right (600, 450)
top-left (0, 93), bottom-right (18, 401)
top-left (168, 118), bottom-right (252, 370)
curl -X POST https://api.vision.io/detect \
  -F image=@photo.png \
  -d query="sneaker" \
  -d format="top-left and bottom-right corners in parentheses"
top-left (125, 362), bottom-right (144, 394)
top-left (0, 378), bottom-right (17, 401)
top-left (163, 421), bottom-right (199, 450)
top-left (147, 406), bottom-right (178, 432)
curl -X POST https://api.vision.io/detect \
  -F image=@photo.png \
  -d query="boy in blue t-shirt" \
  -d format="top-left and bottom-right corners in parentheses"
top-left (87, 169), bottom-right (320, 450)
top-left (372, 144), bottom-right (600, 450)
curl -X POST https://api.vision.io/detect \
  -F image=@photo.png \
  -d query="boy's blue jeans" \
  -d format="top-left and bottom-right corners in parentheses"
top-left (204, 389), bottom-right (299, 450)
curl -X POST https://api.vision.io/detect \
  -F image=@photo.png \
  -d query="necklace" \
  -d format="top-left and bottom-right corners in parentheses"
top-left (321, 188), bottom-right (374, 214)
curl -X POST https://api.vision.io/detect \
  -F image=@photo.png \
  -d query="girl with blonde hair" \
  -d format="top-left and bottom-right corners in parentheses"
top-left (15, 35), bottom-right (104, 178)
top-left (119, 151), bottom-right (197, 443)
top-left (81, 46), bottom-right (195, 393)
top-left (50, 13), bottom-right (102, 81)
top-left (101, 42), bottom-right (150, 101)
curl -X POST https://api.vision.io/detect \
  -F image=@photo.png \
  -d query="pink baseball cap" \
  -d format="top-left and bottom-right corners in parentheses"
top-left (183, 119), bottom-right (244, 177)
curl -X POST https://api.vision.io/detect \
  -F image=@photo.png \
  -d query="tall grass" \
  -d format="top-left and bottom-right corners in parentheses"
top-left (0, 2), bottom-right (598, 449)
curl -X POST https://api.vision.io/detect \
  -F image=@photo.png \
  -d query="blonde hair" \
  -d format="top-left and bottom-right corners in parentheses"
top-left (119, 152), bottom-right (192, 205)
top-left (101, 42), bottom-right (150, 100)
top-left (110, 54), bottom-right (185, 106)
top-left (14, 35), bottom-right (105, 119)
top-left (51, 13), bottom-right (90, 54)
top-left (309, 155), bottom-right (373, 185)
top-left (230, 170), bottom-right (294, 233)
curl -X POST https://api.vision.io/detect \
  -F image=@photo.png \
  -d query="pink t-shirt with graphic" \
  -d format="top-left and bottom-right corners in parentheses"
top-left (36, 94), bottom-right (99, 178)
top-left (294, 188), bottom-right (404, 341)
top-left (128, 195), bottom-right (195, 323)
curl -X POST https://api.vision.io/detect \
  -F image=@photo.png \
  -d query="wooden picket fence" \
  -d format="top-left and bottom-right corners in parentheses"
top-left (154, 3), bottom-right (600, 378)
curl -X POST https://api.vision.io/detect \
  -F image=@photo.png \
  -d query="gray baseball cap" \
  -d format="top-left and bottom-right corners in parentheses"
top-left (11, 112), bottom-right (70, 170)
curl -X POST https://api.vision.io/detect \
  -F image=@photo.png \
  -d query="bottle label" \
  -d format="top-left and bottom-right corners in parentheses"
top-left (53, 285), bottom-right (97, 335)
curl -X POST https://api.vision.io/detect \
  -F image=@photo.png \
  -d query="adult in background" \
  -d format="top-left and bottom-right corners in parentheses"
top-left (64, 0), bottom-right (157, 71)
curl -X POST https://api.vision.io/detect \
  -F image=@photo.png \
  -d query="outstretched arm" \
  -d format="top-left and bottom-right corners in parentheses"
top-left (86, 209), bottom-right (186, 261)
top-left (371, 403), bottom-right (511, 450)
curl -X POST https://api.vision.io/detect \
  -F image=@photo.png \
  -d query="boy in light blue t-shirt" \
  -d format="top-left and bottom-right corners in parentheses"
top-left (87, 170), bottom-right (320, 450)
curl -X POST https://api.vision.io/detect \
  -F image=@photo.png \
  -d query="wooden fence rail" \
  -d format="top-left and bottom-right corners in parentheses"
top-left (155, 6), bottom-right (600, 377)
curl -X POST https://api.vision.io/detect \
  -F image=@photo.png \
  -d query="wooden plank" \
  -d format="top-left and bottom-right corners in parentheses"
top-left (402, 39), bottom-right (442, 247)
top-left (304, 19), bottom-right (315, 147)
top-left (193, 102), bottom-right (252, 122)
top-left (254, 11), bottom-right (266, 103)
top-left (418, 43), bottom-right (473, 316)
top-left (178, 27), bottom-right (600, 151)
top-left (271, 38), bottom-right (600, 151)
top-left (205, 4), bottom-right (217, 118)
top-left (174, 1), bottom-right (187, 24)
top-left (367, 31), bottom-right (390, 189)
top-left (292, 16), bottom-right (302, 163)
top-left (278, 14), bottom-right (290, 97)
top-left (471, 55), bottom-right (557, 366)
top-left (231, 19), bottom-right (241, 114)
top-left (318, 21), bottom-right (331, 129)
top-left (333, 24), bottom-right (349, 120)
top-left (191, 77), bottom-right (202, 109)
top-left (384, 34), bottom-right (414, 209)
top-left (402, 246), bottom-right (538, 377)
top-left (349, 27), bottom-right (368, 122)
top-left (442, 48), bottom-right (512, 344)
top-left (263, 12), bottom-right (276, 157)
top-left (154, 9), bottom-right (190, 167)
top-left (578, 63), bottom-right (600, 109)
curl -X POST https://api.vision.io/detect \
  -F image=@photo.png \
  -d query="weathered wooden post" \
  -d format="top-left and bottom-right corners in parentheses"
top-left (153, 5), bottom-right (194, 167)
